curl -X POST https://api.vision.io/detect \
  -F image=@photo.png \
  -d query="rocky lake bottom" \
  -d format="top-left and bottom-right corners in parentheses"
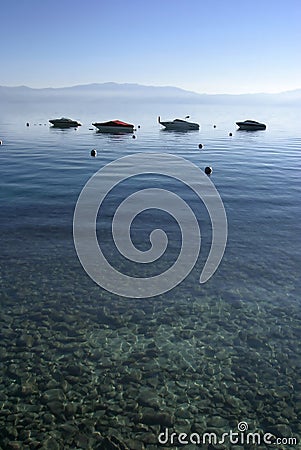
top-left (0, 275), bottom-right (300, 449)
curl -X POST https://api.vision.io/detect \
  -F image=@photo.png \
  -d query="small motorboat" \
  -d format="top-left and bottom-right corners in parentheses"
top-left (49, 117), bottom-right (82, 128)
top-left (236, 120), bottom-right (266, 131)
top-left (92, 120), bottom-right (134, 133)
top-left (158, 116), bottom-right (199, 131)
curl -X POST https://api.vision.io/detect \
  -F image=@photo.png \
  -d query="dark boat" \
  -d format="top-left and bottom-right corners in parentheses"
top-left (92, 120), bottom-right (134, 133)
top-left (236, 120), bottom-right (266, 130)
top-left (49, 117), bottom-right (82, 128)
top-left (158, 115), bottom-right (199, 131)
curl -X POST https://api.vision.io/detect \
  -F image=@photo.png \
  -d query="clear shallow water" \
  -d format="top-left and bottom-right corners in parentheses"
top-left (0, 103), bottom-right (300, 448)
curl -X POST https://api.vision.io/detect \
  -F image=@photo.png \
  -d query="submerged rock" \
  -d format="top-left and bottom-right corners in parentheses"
top-left (46, 401), bottom-right (65, 418)
top-left (42, 436), bottom-right (60, 450)
top-left (266, 423), bottom-right (292, 437)
top-left (136, 412), bottom-right (174, 427)
top-left (98, 436), bottom-right (129, 450)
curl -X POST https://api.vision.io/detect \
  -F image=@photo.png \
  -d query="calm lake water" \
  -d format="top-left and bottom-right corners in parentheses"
top-left (0, 101), bottom-right (300, 448)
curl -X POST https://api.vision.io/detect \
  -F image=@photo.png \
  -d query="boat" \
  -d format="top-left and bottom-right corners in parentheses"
top-left (49, 117), bottom-right (82, 128)
top-left (92, 120), bottom-right (134, 133)
top-left (158, 116), bottom-right (199, 131)
top-left (236, 120), bottom-right (266, 130)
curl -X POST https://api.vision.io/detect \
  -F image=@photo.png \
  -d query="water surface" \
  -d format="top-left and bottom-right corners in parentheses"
top-left (0, 102), bottom-right (300, 448)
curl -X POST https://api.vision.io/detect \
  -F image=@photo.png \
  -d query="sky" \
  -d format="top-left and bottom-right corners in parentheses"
top-left (0, 0), bottom-right (300, 94)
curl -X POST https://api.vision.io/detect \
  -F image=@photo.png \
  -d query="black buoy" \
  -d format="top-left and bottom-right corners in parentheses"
top-left (132, 135), bottom-right (136, 139)
top-left (213, 124), bottom-right (216, 128)
top-left (138, 125), bottom-right (141, 129)
top-left (0, 140), bottom-right (2, 145)
top-left (26, 122), bottom-right (30, 127)
top-left (229, 132), bottom-right (232, 136)
top-left (198, 143), bottom-right (203, 149)
top-left (205, 166), bottom-right (212, 176)
top-left (91, 149), bottom-right (97, 157)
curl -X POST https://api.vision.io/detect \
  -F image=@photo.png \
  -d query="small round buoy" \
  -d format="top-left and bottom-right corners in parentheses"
top-left (229, 132), bottom-right (232, 136)
top-left (198, 143), bottom-right (203, 149)
top-left (0, 140), bottom-right (2, 145)
top-left (205, 166), bottom-right (212, 176)
top-left (132, 135), bottom-right (136, 139)
top-left (91, 149), bottom-right (97, 157)
top-left (138, 125), bottom-right (141, 129)
top-left (213, 125), bottom-right (216, 128)
top-left (26, 122), bottom-right (30, 127)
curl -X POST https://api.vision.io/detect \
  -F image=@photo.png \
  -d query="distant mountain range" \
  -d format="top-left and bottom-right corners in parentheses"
top-left (1, 82), bottom-right (301, 104)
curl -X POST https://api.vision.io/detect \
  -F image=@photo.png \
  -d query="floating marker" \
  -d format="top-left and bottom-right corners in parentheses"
top-left (91, 149), bottom-right (97, 157)
top-left (213, 125), bottom-right (216, 128)
top-left (26, 122), bottom-right (30, 127)
top-left (198, 143), bottom-right (203, 149)
top-left (132, 135), bottom-right (136, 139)
top-left (229, 132), bottom-right (232, 136)
top-left (204, 166), bottom-right (212, 176)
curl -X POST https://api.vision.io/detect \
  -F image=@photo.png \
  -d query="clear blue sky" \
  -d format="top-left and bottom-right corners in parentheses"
top-left (1, 0), bottom-right (300, 94)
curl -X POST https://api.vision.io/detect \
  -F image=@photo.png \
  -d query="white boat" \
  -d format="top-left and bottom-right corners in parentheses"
top-left (49, 117), bottom-right (82, 128)
top-left (236, 120), bottom-right (266, 130)
top-left (92, 120), bottom-right (134, 133)
top-left (158, 116), bottom-right (199, 131)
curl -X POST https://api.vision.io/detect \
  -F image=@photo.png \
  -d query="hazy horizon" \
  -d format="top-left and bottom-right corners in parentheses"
top-left (0, 81), bottom-right (301, 100)
top-left (1, 81), bottom-right (301, 97)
